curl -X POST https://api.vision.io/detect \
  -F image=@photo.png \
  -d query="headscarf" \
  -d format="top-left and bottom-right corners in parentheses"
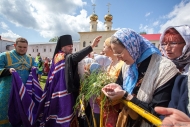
top-left (94, 55), bottom-right (111, 70)
top-left (160, 25), bottom-right (190, 68)
top-left (53, 35), bottom-right (73, 58)
top-left (90, 63), bottom-right (101, 73)
top-left (113, 28), bottom-right (161, 94)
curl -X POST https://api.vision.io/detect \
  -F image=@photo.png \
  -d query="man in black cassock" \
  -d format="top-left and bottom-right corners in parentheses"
top-left (37, 35), bottom-right (102, 127)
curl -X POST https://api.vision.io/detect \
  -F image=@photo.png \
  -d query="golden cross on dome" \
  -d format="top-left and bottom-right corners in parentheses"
top-left (92, 4), bottom-right (96, 13)
top-left (107, 3), bottom-right (111, 14)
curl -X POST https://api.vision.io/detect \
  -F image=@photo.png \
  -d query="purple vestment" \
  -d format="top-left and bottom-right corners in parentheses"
top-left (8, 68), bottom-right (43, 127)
top-left (36, 53), bottom-right (74, 127)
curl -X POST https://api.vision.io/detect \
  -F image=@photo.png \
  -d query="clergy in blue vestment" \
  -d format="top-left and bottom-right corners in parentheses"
top-left (0, 37), bottom-right (35, 126)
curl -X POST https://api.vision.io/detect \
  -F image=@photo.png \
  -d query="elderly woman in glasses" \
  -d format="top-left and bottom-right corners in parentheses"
top-left (101, 28), bottom-right (180, 127)
top-left (160, 25), bottom-right (190, 116)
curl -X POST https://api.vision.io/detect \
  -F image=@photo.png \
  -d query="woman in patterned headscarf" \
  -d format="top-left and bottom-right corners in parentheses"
top-left (160, 25), bottom-right (190, 74)
top-left (160, 25), bottom-right (190, 117)
top-left (101, 28), bottom-right (180, 127)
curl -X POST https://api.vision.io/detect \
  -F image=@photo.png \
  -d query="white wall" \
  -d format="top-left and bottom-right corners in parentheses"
top-left (0, 40), bottom-right (15, 53)
top-left (27, 42), bottom-right (80, 59)
top-left (79, 30), bottom-right (117, 54)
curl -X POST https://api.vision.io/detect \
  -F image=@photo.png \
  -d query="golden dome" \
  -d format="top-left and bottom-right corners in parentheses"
top-left (90, 13), bottom-right (98, 21)
top-left (104, 14), bottom-right (113, 21)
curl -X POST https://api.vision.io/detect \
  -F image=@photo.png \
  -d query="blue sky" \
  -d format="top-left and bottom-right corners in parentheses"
top-left (0, 0), bottom-right (190, 43)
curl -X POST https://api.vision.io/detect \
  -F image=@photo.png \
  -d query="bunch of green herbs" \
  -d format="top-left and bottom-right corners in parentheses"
top-left (74, 70), bottom-right (116, 111)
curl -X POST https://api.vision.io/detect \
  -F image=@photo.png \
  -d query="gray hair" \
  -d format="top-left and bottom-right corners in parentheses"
top-left (110, 36), bottom-right (125, 48)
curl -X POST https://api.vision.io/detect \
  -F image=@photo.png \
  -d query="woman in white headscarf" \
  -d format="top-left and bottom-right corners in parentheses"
top-left (160, 25), bottom-right (190, 117)
top-left (160, 25), bottom-right (190, 74)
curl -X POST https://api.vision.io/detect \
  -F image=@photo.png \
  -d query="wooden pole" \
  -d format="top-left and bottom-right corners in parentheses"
top-left (100, 92), bottom-right (104, 127)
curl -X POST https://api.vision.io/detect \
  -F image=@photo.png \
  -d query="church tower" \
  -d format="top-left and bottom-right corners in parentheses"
top-left (104, 3), bottom-right (113, 31)
top-left (89, 4), bottom-right (98, 32)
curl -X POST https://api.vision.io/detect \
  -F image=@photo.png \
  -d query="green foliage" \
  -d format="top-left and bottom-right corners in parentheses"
top-left (49, 36), bottom-right (59, 42)
top-left (74, 71), bottom-right (116, 111)
top-left (139, 31), bottom-right (147, 35)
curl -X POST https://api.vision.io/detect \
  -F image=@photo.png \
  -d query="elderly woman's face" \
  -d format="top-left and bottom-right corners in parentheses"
top-left (111, 43), bottom-right (134, 65)
top-left (162, 42), bottom-right (185, 59)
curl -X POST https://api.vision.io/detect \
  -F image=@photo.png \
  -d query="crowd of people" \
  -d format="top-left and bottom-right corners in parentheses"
top-left (0, 25), bottom-right (190, 127)
top-left (30, 53), bottom-right (52, 81)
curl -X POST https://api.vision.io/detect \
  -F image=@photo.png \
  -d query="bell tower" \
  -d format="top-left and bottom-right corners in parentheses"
top-left (104, 3), bottom-right (113, 31)
top-left (89, 4), bottom-right (98, 32)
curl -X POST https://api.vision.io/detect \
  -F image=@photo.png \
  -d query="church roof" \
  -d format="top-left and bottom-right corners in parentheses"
top-left (0, 35), bottom-right (14, 42)
top-left (141, 34), bottom-right (161, 41)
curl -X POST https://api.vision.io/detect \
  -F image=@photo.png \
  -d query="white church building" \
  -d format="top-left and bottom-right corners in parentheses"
top-left (27, 4), bottom-right (161, 59)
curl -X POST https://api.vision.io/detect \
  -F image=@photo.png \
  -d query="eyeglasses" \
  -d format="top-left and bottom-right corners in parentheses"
top-left (113, 48), bottom-right (125, 57)
top-left (161, 42), bottom-right (185, 48)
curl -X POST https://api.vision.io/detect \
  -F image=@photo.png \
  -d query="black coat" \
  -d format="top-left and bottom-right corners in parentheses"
top-left (65, 46), bottom-right (93, 93)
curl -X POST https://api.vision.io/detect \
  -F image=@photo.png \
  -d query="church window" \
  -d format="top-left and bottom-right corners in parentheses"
top-left (83, 41), bottom-right (86, 47)
top-left (50, 49), bottom-right (51, 52)
top-left (44, 48), bottom-right (46, 52)
top-left (37, 49), bottom-right (38, 52)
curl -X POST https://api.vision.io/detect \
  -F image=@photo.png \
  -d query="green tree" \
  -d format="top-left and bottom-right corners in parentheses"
top-left (139, 32), bottom-right (147, 35)
top-left (49, 36), bottom-right (58, 42)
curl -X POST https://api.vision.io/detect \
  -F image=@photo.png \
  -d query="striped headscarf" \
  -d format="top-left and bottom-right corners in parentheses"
top-left (113, 28), bottom-right (161, 94)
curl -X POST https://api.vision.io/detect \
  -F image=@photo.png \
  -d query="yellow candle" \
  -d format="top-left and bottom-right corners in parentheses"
top-left (122, 100), bottom-right (162, 127)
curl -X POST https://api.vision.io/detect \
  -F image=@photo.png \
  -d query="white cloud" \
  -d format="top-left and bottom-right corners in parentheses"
top-left (139, 24), bottom-right (154, 34)
top-left (91, 0), bottom-right (96, 4)
top-left (0, 22), bottom-right (20, 40)
top-left (153, 21), bottom-right (159, 26)
top-left (0, 22), bottom-right (9, 30)
top-left (145, 12), bottom-right (151, 17)
top-left (1, 30), bottom-right (20, 41)
top-left (159, 0), bottom-right (190, 33)
top-left (0, 0), bottom-right (104, 41)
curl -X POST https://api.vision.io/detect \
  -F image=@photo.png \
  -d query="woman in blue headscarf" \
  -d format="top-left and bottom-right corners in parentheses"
top-left (102, 28), bottom-right (180, 127)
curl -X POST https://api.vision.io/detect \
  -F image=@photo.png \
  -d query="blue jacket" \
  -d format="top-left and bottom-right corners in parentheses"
top-left (168, 75), bottom-right (190, 117)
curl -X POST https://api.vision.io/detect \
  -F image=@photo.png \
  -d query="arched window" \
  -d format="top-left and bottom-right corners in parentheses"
top-left (83, 41), bottom-right (86, 47)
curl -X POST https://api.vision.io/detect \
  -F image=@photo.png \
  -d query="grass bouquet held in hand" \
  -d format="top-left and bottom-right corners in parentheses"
top-left (74, 70), bottom-right (116, 113)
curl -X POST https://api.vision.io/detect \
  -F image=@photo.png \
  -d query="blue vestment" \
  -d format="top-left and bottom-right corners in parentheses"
top-left (0, 50), bottom-right (34, 126)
